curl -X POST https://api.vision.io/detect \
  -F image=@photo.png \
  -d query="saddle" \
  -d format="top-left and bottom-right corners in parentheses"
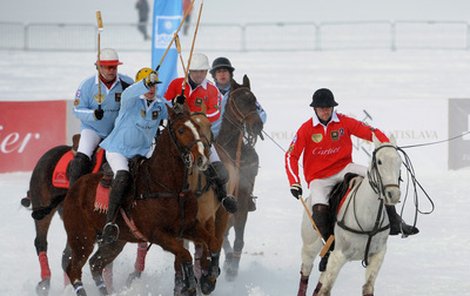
top-left (328, 173), bottom-right (363, 221)
top-left (52, 135), bottom-right (105, 189)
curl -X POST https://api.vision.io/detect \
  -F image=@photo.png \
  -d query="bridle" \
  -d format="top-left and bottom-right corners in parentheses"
top-left (168, 114), bottom-right (207, 169)
top-left (367, 144), bottom-right (401, 200)
top-left (223, 87), bottom-right (261, 147)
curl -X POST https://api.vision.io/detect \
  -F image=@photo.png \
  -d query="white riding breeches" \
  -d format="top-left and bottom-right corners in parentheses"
top-left (209, 145), bottom-right (220, 163)
top-left (105, 151), bottom-right (129, 174)
top-left (77, 129), bottom-right (102, 158)
top-left (308, 163), bottom-right (367, 206)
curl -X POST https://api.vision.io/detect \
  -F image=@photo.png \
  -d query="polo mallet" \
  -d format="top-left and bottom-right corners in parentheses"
top-left (95, 11), bottom-right (104, 111)
top-left (178, 0), bottom-right (203, 103)
top-left (174, 34), bottom-right (187, 74)
top-left (155, 0), bottom-right (195, 72)
top-left (299, 195), bottom-right (335, 257)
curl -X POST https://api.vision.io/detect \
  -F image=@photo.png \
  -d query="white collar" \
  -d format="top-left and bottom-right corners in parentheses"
top-left (312, 110), bottom-right (339, 127)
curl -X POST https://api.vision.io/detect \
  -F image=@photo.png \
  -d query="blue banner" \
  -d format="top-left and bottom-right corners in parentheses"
top-left (152, 0), bottom-right (182, 97)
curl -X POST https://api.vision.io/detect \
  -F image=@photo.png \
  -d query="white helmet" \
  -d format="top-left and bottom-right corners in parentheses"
top-left (189, 53), bottom-right (210, 71)
top-left (97, 48), bottom-right (122, 66)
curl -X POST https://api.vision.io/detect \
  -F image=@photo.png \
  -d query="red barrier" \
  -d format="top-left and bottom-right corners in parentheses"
top-left (0, 101), bottom-right (67, 172)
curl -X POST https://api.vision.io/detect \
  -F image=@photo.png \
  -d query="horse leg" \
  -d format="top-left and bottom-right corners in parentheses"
top-left (64, 226), bottom-right (96, 296)
top-left (152, 230), bottom-right (197, 296)
top-left (184, 221), bottom-right (221, 295)
top-left (126, 242), bottom-right (149, 287)
top-left (296, 210), bottom-right (322, 296)
top-left (33, 209), bottom-right (56, 296)
top-left (362, 248), bottom-right (386, 296)
top-left (313, 250), bottom-right (347, 296)
top-left (222, 220), bottom-right (234, 272)
top-left (225, 205), bottom-right (248, 281)
top-left (88, 240), bottom-right (126, 295)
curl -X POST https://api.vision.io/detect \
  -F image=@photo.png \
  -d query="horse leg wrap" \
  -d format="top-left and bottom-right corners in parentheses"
top-left (297, 274), bottom-right (309, 296)
top-left (181, 262), bottom-right (197, 294)
top-left (38, 251), bottom-right (51, 280)
top-left (134, 242), bottom-right (148, 273)
top-left (312, 282), bottom-right (323, 296)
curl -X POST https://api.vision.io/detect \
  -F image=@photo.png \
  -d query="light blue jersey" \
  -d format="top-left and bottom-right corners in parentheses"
top-left (73, 73), bottom-right (134, 138)
top-left (211, 83), bottom-right (267, 137)
top-left (100, 81), bottom-right (170, 159)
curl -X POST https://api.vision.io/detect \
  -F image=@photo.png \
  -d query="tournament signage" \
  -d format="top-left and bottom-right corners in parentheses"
top-left (448, 99), bottom-right (470, 170)
top-left (0, 101), bottom-right (66, 172)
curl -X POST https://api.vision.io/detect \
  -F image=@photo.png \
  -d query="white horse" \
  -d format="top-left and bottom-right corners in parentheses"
top-left (298, 135), bottom-right (402, 296)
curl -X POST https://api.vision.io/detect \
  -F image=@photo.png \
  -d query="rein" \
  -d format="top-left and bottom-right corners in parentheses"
top-left (221, 87), bottom-right (260, 148)
top-left (337, 144), bottom-right (400, 266)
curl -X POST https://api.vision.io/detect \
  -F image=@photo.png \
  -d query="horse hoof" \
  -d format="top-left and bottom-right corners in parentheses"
top-left (36, 279), bottom-right (50, 296)
top-left (200, 274), bottom-right (217, 295)
top-left (126, 271), bottom-right (141, 287)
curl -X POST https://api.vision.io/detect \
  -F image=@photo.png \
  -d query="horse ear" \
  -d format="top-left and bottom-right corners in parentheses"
top-left (242, 74), bottom-right (251, 90)
top-left (231, 78), bottom-right (241, 91)
top-left (389, 134), bottom-right (397, 146)
top-left (166, 104), bottom-right (176, 120)
top-left (372, 133), bottom-right (381, 147)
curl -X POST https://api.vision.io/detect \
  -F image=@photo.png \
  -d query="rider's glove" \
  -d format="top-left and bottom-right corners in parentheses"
top-left (290, 183), bottom-right (302, 200)
top-left (94, 108), bottom-right (104, 120)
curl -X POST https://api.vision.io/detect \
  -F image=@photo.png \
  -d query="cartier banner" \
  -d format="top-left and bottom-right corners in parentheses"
top-left (0, 101), bottom-right (67, 172)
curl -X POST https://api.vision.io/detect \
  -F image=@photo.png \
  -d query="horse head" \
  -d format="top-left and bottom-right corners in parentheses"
top-left (370, 134), bottom-right (402, 205)
top-left (228, 75), bottom-right (264, 145)
top-left (167, 105), bottom-right (210, 171)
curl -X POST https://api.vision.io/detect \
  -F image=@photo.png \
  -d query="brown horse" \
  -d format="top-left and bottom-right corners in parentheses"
top-left (126, 76), bottom-right (264, 294)
top-left (61, 106), bottom-right (213, 296)
top-left (216, 75), bottom-right (264, 281)
top-left (189, 75), bottom-right (264, 292)
top-left (24, 134), bottom-right (106, 296)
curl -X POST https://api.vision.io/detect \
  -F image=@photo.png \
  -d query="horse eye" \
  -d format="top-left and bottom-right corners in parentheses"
top-left (377, 160), bottom-right (382, 165)
top-left (178, 127), bottom-right (185, 134)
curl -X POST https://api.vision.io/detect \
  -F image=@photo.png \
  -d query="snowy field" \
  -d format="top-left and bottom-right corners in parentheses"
top-left (1, 48), bottom-right (470, 296)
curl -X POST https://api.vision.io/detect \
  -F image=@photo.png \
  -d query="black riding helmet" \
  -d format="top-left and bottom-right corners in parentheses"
top-left (210, 57), bottom-right (235, 76)
top-left (309, 88), bottom-right (339, 107)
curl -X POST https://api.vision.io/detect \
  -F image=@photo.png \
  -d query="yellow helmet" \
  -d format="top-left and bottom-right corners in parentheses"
top-left (135, 67), bottom-right (161, 83)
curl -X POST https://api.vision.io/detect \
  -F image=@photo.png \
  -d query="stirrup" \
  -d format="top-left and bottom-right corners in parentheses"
top-left (102, 222), bottom-right (120, 244)
top-left (248, 195), bottom-right (257, 212)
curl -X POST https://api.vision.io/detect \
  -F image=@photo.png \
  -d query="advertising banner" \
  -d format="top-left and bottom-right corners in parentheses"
top-left (0, 101), bottom-right (67, 172)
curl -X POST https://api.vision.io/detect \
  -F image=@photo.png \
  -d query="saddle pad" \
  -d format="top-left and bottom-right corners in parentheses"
top-left (52, 150), bottom-right (74, 188)
top-left (52, 149), bottom-right (105, 189)
top-left (94, 183), bottom-right (110, 213)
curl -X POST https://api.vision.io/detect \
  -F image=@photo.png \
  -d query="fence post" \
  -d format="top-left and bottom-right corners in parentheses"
top-left (315, 23), bottom-right (322, 51)
top-left (241, 24), bottom-right (246, 52)
top-left (390, 21), bottom-right (396, 51)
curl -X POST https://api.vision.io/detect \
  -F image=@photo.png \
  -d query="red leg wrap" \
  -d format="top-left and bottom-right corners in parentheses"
top-left (134, 242), bottom-right (148, 272)
top-left (38, 251), bottom-right (51, 280)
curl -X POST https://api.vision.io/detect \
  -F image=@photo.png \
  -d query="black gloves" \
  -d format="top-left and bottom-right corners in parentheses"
top-left (290, 183), bottom-right (302, 200)
top-left (94, 108), bottom-right (104, 120)
top-left (144, 71), bottom-right (160, 88)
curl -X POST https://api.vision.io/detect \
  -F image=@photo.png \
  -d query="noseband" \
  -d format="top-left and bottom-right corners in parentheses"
top-left (368, 144), bottom-right (401, 198)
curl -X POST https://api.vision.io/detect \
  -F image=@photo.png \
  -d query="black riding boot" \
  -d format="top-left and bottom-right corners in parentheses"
top-left (204, 161), bottom-right (238, 213)
top-left (68, 152), bottom-right (92, 186)
top-left (386, 205), bottom-right (419, 236)
top-left (102, 170), bottom-right (131, 244)
top-left (312, 204), bottom-right (334, 272)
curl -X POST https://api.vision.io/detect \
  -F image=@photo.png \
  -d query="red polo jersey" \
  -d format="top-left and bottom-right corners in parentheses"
top-left (164, 77), bottom-right (221, 123)
top-left (285, 112), bottom-right (389, 186)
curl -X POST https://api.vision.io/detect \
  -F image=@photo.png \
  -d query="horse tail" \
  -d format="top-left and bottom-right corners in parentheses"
top-left (31, 194), bottom-right (66, 220)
